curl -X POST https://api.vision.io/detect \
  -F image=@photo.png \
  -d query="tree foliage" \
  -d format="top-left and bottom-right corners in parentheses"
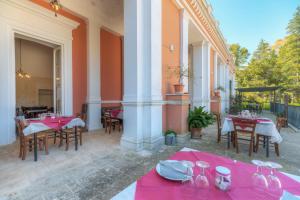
top-left (234, 6), bottom-right (300, 104)
top-left (229, 43), bottom-right (250, 68)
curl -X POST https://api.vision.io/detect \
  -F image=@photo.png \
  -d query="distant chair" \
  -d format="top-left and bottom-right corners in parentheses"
top-left (103, 111), bottom-right (121, 134)
top-left (232, 118), bottom-right (257, 157)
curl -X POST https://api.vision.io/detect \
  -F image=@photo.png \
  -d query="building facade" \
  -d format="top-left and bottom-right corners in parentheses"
top-left (0, 0), bottom-right (235, 149)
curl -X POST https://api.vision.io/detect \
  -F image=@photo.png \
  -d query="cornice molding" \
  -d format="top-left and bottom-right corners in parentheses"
top-left (181, 0), bottom-right (235, 70)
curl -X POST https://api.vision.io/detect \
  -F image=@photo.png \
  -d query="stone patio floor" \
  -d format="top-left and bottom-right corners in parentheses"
top-left (0, 112), bottom-right (300, 200)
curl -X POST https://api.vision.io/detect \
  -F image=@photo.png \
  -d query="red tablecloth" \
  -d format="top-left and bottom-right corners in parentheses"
top-left (29, 116), bottom-right (74, 131)
top-left (135, 151), bottom-right (300, 200)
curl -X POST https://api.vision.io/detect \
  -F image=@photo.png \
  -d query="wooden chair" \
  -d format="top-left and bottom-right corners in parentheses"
top-left (255, 118), bottom-right (281, 157)
top-left (60, 127), bottom-right (83, 151)
top-left (103, 111), bottom-right (121, 134)
top-left (16, 119), bottom-right (48, 160)
top-left (232, 118), bottom-right (257, 156)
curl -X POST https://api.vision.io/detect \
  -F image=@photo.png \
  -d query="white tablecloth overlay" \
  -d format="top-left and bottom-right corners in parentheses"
top-left (111, 147), bottom-right (300, 200)
top-left (221, 117), bottom-right (283, 144)
top-left (23, 118), bottom-right (85, 136)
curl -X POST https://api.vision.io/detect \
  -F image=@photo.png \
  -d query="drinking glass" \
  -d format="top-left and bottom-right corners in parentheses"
top-left (251, 160), bottom-right (268, 191)
top-left (181, 160), bottom-right (195, 186)
top-left (266, 161), bottom-right (282, 196)
top-left (195, 161), bottom-right (210, 189)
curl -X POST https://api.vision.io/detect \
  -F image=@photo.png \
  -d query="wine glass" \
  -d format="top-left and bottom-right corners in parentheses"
top-left (181, 160), bottom-right (195, 186)
top-left (195, 161), bottom-right (210, 189)
top-left (251, 160), bottom-right (269, 191)
top-left (266, 161), bottom-right (283, 196)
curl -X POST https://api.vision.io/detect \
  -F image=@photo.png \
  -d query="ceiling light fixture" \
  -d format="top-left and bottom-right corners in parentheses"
top-left (16, 39), bottom-right (31, 79)
top-left (50, 0), bottom-right (62, 17)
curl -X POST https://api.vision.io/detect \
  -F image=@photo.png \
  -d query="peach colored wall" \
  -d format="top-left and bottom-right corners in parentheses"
top-left (162, 0), bottom-right (181, 131)
top-left (30, 0), bottom-right (87, 115)
top-left (100, 28), bottom-right (123, 108)
top-left (210, 48), bottom-right (215, 97)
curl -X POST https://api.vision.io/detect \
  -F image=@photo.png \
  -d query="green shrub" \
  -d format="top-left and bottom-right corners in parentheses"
top-left (188, 106), bottom-right (215, 129)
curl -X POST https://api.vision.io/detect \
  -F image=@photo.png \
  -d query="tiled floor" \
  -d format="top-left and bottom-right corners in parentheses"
top-left (0, 113), bottom-right (300, 200)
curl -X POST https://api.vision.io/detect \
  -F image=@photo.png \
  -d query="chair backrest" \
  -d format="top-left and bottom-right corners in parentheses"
top-left (232, 117), bottom-right (257, 135)
top-left (15, 118), bottom-right (26, 138)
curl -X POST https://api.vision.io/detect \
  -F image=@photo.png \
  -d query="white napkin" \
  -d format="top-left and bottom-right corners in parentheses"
top-left (281, 191), bottom-right (300, 200)
top-left (159, 160), bottom-right (189, 181)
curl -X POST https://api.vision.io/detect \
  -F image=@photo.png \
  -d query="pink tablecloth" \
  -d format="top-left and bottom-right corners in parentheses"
top-left (135, 151), bottom-right (300, 200)
top-left (29, 116), bottom-right (74, 131)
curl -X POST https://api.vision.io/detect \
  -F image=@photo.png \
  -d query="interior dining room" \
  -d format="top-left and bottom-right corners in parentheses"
top-left (15, 35), bottom-right (60, 119)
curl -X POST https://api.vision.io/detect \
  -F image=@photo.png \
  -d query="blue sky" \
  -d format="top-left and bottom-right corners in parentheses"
top-left (207, 0), bottom-right (299, 55)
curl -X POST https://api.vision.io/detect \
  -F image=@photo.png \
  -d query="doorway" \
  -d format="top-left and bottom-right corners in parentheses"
top-left (15, 35), bottom-right (61, 118)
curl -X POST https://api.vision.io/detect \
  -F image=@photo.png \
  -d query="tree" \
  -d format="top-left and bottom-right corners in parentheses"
top-left (235, 40), bottom-right (279, 88)
top-left (229, 43), bottom-right (250, 68)
top-left (287, 6), bottom-right (300, 35)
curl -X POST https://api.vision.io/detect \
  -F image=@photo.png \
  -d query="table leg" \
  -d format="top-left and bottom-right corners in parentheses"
top-left (227, 132), bottom-right (230, 149)
top-left (75, 126), bottom-right (78, 151)
top-left (34, 133), bottom-right (38, 161)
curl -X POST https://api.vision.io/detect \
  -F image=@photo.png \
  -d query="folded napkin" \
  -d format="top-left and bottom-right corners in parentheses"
top-left (281, 191), bottom-right (300, 200)
top-left (159, 160), bottom-right (190, 181)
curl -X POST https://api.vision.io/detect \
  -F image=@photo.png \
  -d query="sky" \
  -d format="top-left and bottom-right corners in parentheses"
top-left (207, 0), bottom-right (299, 55)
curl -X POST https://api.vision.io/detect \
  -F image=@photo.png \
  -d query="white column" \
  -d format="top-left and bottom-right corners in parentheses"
top-left (202, 42), bottom-right (211, 112)
top-left (0, 21), bottom-right (15, 145)
top-left (192, 42), bottom-right (204, 108)
top-left (121, 0), bottom-right (163, 151)
top-left (87, 20), bottom-right (101, 130)
top-left (180, 9), bottom-right (189, 93)
top-left (213, 52), bottom-right (218, 90)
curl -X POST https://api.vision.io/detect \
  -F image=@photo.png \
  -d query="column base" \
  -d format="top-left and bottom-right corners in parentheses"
top-left (120, 135), bottom-right (164, 151)
top-left (87, 102), bottom-right (102, 131)
top-left (143, 135), bottom-right (164, 150)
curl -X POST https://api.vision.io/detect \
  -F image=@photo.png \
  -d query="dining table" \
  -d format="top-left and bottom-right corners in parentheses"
top-left (23, 116), bottom-right (85, 161)
top-left (112, 147), bottom-right (300, 200)
top-left (221, 115), bottom-right (282, 150)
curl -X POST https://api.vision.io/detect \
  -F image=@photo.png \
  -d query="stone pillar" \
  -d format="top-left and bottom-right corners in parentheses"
top-left (180, 9), bottom-right (189, 93)
top-left (121, 0), bottom-right (163, 151)
top-left (192, 41), bottom-right (210, 111)
top-left (192, 42), bottom-right (204, 108)
top-left (202, 42), bottom-right (211, 112)
top-left (213, 52), bottom-right (218, 91)
top-left (87, 20), bottom-right (101, 130)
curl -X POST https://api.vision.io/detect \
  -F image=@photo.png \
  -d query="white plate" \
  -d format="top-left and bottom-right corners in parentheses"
top-left (156, 160), bottom-right (188, 181)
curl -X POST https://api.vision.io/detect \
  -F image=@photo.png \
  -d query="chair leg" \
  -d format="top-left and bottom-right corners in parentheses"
top-left (59, 132), bottom-right (63, 147)
top-left (217, 129), bottom-right (221, 143)
top-left (275, 143), bottom-right (280, 156)
top-left (44, 136), bottom-right (49, 155)
top-left (255, 135), bottom-right (260, 153)
top-left (109, 122), bottom-right (112, 134)
top-left (22, 141), bottom-right (27, 160)
top-left (105, 121), bottom-right (108, 133)
top-left (235, 132), bottom-right (239, 153)
top-left (65, 133), bottom-right (69, 151)
top-left (249, 136), bottom-right (253, 156)
top-left (54, 132), bottom-right (57, 144)
top-left (19, 139), bottom-right (23, 158)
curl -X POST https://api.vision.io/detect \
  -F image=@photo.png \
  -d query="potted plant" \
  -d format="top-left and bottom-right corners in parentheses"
top-left (168, 66), bottom-right (190, 94)
top-left (214, 86), bottom-right (225, 97)
top-left (165, 130), bottom-right (177, 145)
top-left (188, 106), bottom-right (215, 139)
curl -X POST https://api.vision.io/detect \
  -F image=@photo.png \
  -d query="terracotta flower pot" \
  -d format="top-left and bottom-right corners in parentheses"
top-left (174, 84), bottom-right (184, 94)
top-left (191, 128), bottom-right (202, 139)
top-left (214, 90), bottom-right (221, 97)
